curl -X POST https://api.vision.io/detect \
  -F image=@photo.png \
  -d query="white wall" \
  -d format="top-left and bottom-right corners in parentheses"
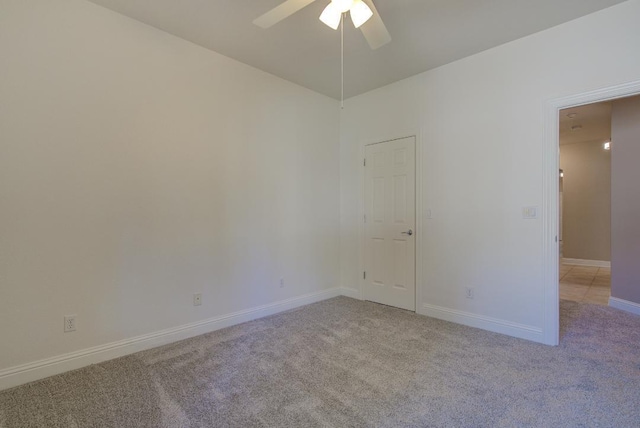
top-left (340, 0), bottom-right (640, 342)
top-left (0, 0), bottom-right (339, 375)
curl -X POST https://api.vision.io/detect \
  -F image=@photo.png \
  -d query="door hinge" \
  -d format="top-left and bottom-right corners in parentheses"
top-left (363, 158), bottom-right (366, 167)
top-left (363, 271), bottom-right (366, 279)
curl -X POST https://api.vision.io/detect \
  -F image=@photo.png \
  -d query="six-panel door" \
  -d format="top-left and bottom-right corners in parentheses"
top-left (364, 137), bottom-right (416, 311)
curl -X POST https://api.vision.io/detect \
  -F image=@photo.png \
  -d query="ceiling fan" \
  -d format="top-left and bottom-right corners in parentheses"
top-left (253, 0), bottom-right (391, 50)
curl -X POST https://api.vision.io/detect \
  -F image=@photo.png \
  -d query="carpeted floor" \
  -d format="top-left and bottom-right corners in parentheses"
top-left (1, 297), bottom-right (639, 427)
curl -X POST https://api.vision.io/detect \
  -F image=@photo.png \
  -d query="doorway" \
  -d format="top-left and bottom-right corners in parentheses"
top-left (363, 136), bottom-right (416, 311)
top-left (544, 80), bottom-right (640, 345)
top-left (558, 102), bottom-right (612, 306)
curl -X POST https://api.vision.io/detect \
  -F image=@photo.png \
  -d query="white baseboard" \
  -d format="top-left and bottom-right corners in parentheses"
top-left (339, 287), bottom-right (361, 299)
top-left (0, 287), bottom-right (342, 392)
top-left (561, 258), bottom-right (610, 268)
top-left (420, 303), bottom-right (544, 343)
top-left (609, 297), bottom-right (640, 316)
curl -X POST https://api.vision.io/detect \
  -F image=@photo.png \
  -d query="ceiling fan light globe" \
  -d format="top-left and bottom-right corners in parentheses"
top-left (350, 0), bottom-right (373, 28)
top-left (332, 0), bottom-right (354, 13)
top-left (319, 3), bottom-right (342, 30)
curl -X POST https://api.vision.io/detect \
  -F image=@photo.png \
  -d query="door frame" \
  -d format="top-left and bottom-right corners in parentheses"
top-left (358, 131), bottom-right (423, 312)
top-left (543, 79), bottom-right (640, 345)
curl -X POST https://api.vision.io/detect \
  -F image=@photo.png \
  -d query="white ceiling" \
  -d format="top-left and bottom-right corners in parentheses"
top-left (560, 102), bottom-right (612, 146)
top-left (86, 0), bottom-right (628, 99)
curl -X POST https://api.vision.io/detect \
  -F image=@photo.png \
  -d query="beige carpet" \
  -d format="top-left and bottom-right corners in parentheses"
top-left (1, 297), bottom-right (639, 427)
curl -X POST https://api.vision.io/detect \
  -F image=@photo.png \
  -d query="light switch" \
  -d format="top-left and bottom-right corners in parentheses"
top-left (522, 207), bottom-right (538, 219)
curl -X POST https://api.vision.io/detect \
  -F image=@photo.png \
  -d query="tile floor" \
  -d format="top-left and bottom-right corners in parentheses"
top-left (559, 262), bottom-right (611, 305)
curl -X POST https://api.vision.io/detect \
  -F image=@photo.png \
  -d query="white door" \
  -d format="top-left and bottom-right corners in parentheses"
top-left (364, 137), bottom-right (416, 311)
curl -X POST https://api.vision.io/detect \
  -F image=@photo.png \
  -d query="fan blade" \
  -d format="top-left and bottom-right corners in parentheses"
top-left (253, 0), bottom-right (318, 29)
top-left (360, 0), bottom-right (391, 50)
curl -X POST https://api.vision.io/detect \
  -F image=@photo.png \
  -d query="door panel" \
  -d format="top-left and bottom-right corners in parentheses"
top-left (372, 238), bottom-right (386, 287)
top-left (373, 177), bottom-right (385, 222)
top-left (393, 175), bottom-right (407, 223)
top-left (393, 238), bottom-right (408, 289)
top-left (364, 137), bottom-right (416, 311)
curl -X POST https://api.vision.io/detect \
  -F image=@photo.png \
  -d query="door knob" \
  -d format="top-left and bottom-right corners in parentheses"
top-left (402, 229), bottom-right (413, 236)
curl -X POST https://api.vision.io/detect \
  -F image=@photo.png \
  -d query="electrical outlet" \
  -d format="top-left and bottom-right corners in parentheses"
top-left (193, 293), bottom-right (202, 306)
top-left (279, 278), bottom-right (285, 288)
top-left (64, 315), bottom-right (77, 333)
top-left (465, 287), bottom-right (474, 299)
